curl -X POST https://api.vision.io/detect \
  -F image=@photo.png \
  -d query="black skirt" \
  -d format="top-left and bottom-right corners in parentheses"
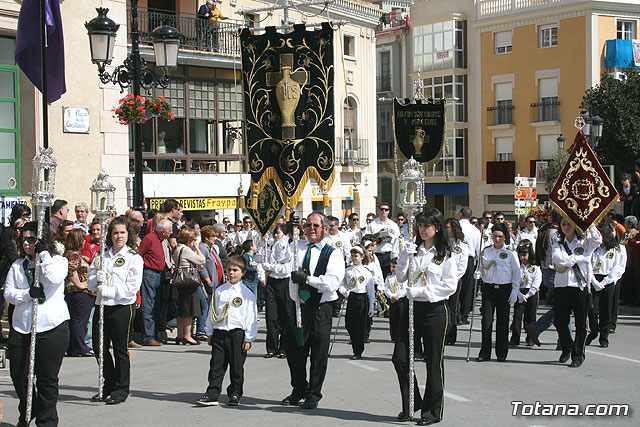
top-left (177, 286), bottom-right (203, 317)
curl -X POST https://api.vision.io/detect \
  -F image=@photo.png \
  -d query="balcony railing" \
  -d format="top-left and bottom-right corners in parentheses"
top-left (335, 138), bottom-right (370, 166)
top-left (377, 74), bottom-right (391, 92)
top-left (486, 104), bottom-right (514, 126)
top-left (486, 160), bottom-right (515, 184)
top-left (530, 99), bottom-right (560, 123)
top-left (129, 8), bottom-right (242, 55)
top-left (477, 0), bottom-right (576, 19)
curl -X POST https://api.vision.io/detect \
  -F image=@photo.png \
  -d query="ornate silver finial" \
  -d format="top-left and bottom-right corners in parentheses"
top-left (574, 116), bottom-right (585, 130)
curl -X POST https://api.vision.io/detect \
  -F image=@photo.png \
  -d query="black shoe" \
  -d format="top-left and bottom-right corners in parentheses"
top-left (525, 338), bottom-right (534, 347)
top-left (444, 340), bottom-right (455, 346)
top-left (364, 338), bottom-right (371, 344)
top-left (414, 354), bottom-right (424, 362)
top-left (277, 352), bottom-right (287, 359)
top-left (301, 399), bottom-right (318, 409)
top-left (397, 411), bottom-right (412, 422)
top-left (194, 334), bottom-right (208, 342)
top-left (559, 351), bottom-right (571, 363)
top-left (281, 394), bottom-right (303, 406)
top-left (196, 395), bottom-right (219, 406)
top-left (509, 341), bottom-right (519, 347)
top-left (525, 325), bottom-right (541, 347)
top-left (555, 343), bottom-right (562, 351)
top-left (105, 395), bottom-right (126, 405)
top-left (351, 354), bottom-right (362, 360)
top-left (609, 328), bottom-right (615, 334)
top-left (264, 353), bottom-right (275, 358)
top-left (569, 359), bottom-right (583, 368)
top-left (475, 356), bottom-right (489, 362)
top-left (416, 418), bottom-right (440, 426)
top-left (90, 393), bottom-right (108, 402)
top-left (585, 332), bottom-right (598, 346)
top-left (599, 341), bottom-right (609, 348)
top-left (227, 395), bottom-right (240, 406)
top-left (497, 357), bottom-right (507, 362)
top-left (460, 319), bottom-right (470, 325)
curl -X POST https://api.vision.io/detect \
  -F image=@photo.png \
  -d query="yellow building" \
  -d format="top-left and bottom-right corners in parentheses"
top-left (475, 0), bottom-right (639, 216)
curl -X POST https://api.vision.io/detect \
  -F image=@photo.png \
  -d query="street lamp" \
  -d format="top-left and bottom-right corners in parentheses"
top-left (579, 110), bottom-right (604, 148)
top-left (556, 134), bottom-right (566, 151)
top-left (85, 4), bottom-right (181, 212)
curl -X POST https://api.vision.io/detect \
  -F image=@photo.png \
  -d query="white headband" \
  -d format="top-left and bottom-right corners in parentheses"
top-left (351, 246), bottom-right (364, 255)
top-left (363, 240), bottom-right (373, 248)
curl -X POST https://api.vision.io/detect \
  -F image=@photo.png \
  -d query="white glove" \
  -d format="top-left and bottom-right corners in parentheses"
top-left (508, 289), bottom-right (519, 305)
top-left (368, 308), bottom-right (375, 317)
top-left (517, 292), bottom-right (527, 303)
top-left (406, 286), bottom-right (421, 299)
top-left (405, 243), bottom-right (417, 255)
top-left (473, 270), bottom-right (481, 280)
top-left (261, 262), bottom-right (274, 272)
top-left (255, 253), bottom-right (265, 264)
top-left (96, 270), bottom-right (107, 285)
top-left (592, 280), bottom-right (605, 292)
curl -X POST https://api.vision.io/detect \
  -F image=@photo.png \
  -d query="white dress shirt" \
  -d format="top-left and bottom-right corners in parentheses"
top-left (382, 272), bottom-right (407, 299)
top-left (518, 264), bottom-right (542, 299)
top-left (459, 218), bottom-right (481, 258)
top-left (205, 281), bottom-right (258, 341)
top-left (515, 227), bottom-right (538, 248)
top-left (326, 231), bottom-right (352, 263)
top-left (344, 227), bottom-right (362, 246)
top-left (367, 256), bottom-right (385, 290)
top-left (260, 236), bottom-right (292, 280)
top-left (88, 245), bottom-right (144, 305)
top-left (396, 244), bottom-right (458, 303)
top-left (552, 227), bottom-right (602, 289)
top-left (450, 238), bottom-right (470, 280)
top-left (365, 217), bottom-right (400, 254)
top-left (4, 252), bottom-right (70, 334)
top-left (287, 238), bottom-right (346, 304)
top-left (591, 244), bottom-right (626, 287)
top-left (480, 245), bottom-right (520, 286)
top-left (339, 264), bottom-right (375, 313)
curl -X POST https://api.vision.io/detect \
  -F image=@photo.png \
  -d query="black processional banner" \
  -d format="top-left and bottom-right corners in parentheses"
top-left (240, 23), bottom-right (335, 209)
top-left (393, 98), bottom-right (445, 163)
top-left (244, 179), bottom-right (284, 237)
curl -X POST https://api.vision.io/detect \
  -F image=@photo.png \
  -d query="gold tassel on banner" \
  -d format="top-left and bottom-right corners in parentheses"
top-left (250, 187), bottom-right (258, 209)
top-left (237, 184), bottom-right (245, 210)
top-left (353, 184), bottom-right (360, 205)
top-left (323, 184), bottom-right (330, 207)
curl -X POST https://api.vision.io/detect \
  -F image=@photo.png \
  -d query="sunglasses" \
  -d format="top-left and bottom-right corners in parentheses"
top-left (351, 218), bottom-right (359, 221)
top-left (379, 208), bottom-right (390, 211)
top-left (528, 221), bottom-right (536, 224)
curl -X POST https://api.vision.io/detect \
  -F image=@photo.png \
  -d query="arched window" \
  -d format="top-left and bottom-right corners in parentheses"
top-left (343, 96), bottom-right (358, 149)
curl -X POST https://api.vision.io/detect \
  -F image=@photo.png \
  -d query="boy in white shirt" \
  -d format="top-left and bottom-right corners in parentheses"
top-left (196, 255), bottom-right (258, 407)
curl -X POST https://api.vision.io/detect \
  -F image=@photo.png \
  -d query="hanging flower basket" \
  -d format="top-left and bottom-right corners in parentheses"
top-left (113, 95), bottom-right (175, 125)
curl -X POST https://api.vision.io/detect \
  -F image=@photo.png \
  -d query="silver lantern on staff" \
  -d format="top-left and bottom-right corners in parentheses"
top-left (26, 147), bottom-right (57, 423)
top-left (396, 156), bottom-right (426, 416)
top-left (89, 170), bottom-right (116, 400)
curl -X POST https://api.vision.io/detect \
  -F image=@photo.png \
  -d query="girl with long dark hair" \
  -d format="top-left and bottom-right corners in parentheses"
top-left (443, 218), bottom-right (469, 345)
top-left (394, 208), bottom-right (457, 425)
top-left (510, 239), bottom-right (541, 347)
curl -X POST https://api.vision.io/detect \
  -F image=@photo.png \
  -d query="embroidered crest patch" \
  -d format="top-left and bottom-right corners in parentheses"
top-left (114, 258), bottom-right (125, 267)
top-left (499, 252), bottom-right (508, 259)
top-left (574, 247), bottom-right (584, 255)
top-left (233, 297), bottom-right (243, 307)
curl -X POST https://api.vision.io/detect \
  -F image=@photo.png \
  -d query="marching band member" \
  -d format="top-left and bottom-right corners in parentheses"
top-left (509, 240), bottom-right (541, 347)
top-left (552, 219), bottom-right (602, 368)
top-left (395, 208), bottom-right (457, 425)
top-left (383, 258), bottom-right (407, 341)
top-left (87, 216), bottom-right (144, 404)
top-left (587, 223), bottom-right (626, 348)
top-left (326, 215), bottom-right (352, 263)
top-left (443, 218), bottom-right (469, 345)
top-left (343, 213), bottom-right (363, 247)
top-left (515, 215), bottom-right (538, 248)
top-left (339, 245), bottom-right (375, 359)
top-left (475, 223), bottom-right (520, 362)
top-left (362, 236), bottom-right (384, 341)
top-left (258, 224), bottom-right (291, 359)
top-left (5, 225), bottom-right (70, 426)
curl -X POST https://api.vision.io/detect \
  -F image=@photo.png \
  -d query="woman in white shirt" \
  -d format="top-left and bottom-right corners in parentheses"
top-left (88, 216), bottom-right (143, 404)
top-left (510, 239), bottom-right (541, 347)
top-left (5, 224), bottom-right (70, 426)
top-left (395, 208), bottom-right (458, 426)
top-left (551, 219), bottom-right (602, 368)
top-left (443, 218), bottom-right (469, 345)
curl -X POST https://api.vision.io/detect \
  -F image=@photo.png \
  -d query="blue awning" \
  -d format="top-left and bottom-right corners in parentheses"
top-left (424, 182), bottom-right (468, 195)
top-left (605, 39), bottom-right (639, 68)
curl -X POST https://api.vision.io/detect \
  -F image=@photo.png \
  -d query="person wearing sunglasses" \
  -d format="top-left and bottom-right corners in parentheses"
top-left (344, 212), bottom-right (362, 247)
top-left (510, 240), bottom-right (541, 347)
top-left (364, 202), bottom-right (400, 279)
top-left (515, 215), bottom-right (538, 248)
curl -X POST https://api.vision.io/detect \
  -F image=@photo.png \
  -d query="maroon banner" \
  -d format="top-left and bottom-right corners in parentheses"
top-left (549, 131), bottom-right (619, 235)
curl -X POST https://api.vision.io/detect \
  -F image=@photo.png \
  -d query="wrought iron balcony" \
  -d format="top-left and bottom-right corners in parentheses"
top-left (530, 99), bottom-right (560, 123)
top-left (129, 8), bottom-right (242, 56)
top-left (486, 104), bottom-right (514, 126)
top-left (335, 138), bottom-right (370, 166)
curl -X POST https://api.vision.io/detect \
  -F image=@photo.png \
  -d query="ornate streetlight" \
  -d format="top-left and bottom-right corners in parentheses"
top-left (579, 110), bottom-right (603, 148)
top-left (26, 147), bottom-right (57, 423)
top-left (89, 171), bottom-right (116, 401)
top-left (85, 4), bottom-right (181, 211)
top-left (396, 156), bottom-right (426, 418)
top-left (556, 134), bottom-right (566, 151)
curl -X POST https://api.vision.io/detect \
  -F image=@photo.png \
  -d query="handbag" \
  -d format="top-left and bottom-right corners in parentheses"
top-left (172, 246), bottom-right (202, 290)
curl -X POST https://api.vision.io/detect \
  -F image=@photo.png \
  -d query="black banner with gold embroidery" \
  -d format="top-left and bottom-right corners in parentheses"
top-left (240, 23), bottom-right (335, 209)
top-left (393, 98), bottom-right (445, 163)
top-left (550, 131), bottom-right (619, 235)
top-left (244, 179), bottom-right (284, 236)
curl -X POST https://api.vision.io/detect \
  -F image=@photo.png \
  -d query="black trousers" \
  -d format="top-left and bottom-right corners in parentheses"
top-left (611, 280), bottom-right (621, 331)
top-left (479, 283), bottom-right (511, 360)
top-left (205, 328), bottom-right (246, 399)
top-left (392, 299), bottom-right (447, 422)
top-left (376, 252), bottom-right (391, 279)
top-left (345, 292), bottom-right (368, 356)
top-left (553, 287), bottom-right (588, 362)
top-left (283, 301), bottom-right (332, 403)
top-left (92, 304), bottom-right (134, 399)
top-left (265, 277), bottom-right (290, 354)
top-left (587, 275), bottom-right (605, 336)
top-left (445, 278), bottom-right (462, 343)
top-left (66, 291), bottom-right (96, 356)
top-left (388, 297), bottom-right (406, 341)
top-left (510, 289), bottom-right (539, 345)
top-left (9, 321), bottom-right (69, 426)
top-left (593, 283), bottom-right (616, 346)
top-left (458, 257), bottom-right (475, 322)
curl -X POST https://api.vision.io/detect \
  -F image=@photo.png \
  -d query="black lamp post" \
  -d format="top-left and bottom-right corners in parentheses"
top-left (579, 110), bottom-right (603, 148)
top-left (85, 3), bottom-right (181, 212)
top-left (556, 134), bottom-right (566, 151)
